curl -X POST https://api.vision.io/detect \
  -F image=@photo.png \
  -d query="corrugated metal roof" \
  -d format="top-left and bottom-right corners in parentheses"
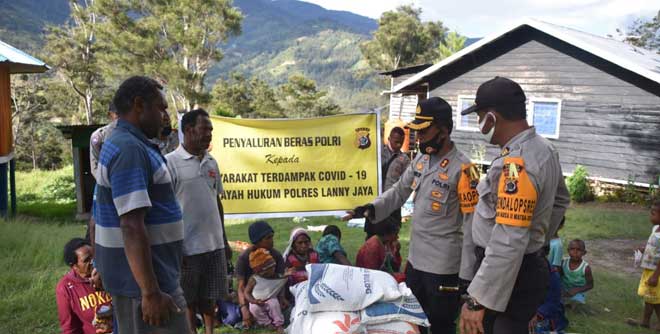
top-left (0, 39), bottom-right (49, 74)
top-left (390, 18), bottom-right (660, 93)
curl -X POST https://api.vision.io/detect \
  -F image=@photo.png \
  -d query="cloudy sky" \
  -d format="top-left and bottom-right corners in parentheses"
top-left (301, 0), bottom-right (658, 38)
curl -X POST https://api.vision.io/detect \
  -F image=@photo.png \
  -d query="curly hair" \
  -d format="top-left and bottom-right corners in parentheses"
top-left (63, 238), bottom-right (90, 267)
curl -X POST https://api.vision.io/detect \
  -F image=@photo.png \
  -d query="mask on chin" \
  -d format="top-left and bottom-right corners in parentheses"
top-left (479, 112), bottom-right (496, 143)
top-left (417, 132), bottom-right (445, 155)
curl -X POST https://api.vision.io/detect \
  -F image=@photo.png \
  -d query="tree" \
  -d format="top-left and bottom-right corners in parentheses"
top-left (210, 73), bottom-right (285, 118)
top-left (620, 10), bottom-right (660, 52)
top-left (10, 75), bottom-right (70, 170)
top-left (44, 0), bottom-right (108, 125)
top-left (360, 5), bottom-right (446, 71)
top-left (279, 74), bottom-right (340, 118)
top-left (94, 0), bottom-right (243, 111)
top-left (438, 31), bottom-right (466, 61)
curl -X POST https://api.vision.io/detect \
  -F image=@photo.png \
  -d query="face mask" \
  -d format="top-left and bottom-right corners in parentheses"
top-left (479, 112), bottom-right (496, 143)
top-left (417, 131), bottom-right (445, 155)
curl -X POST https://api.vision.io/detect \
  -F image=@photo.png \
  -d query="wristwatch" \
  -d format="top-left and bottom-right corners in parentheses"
top-left (465, 296), bottom-right (485, 311)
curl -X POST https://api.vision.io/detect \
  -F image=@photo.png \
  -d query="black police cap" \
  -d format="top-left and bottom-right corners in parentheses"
top-left (406, 97), bottom-right (453, 131)
top-left (461, 77), bottom-right (526, 116)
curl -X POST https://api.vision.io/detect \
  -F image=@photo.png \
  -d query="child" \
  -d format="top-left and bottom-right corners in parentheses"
top-left (531, 217), bottom-right (568, 332)
top-left (548, 217), bottom-right (565, 271)
top-left (244, 248), bottom-right (288, 333)
top-left (316, 225), bottom-right (351, 265)
top-left (283, 228), bottom-right (319, 286)
top-left (560, 239), bottom-right (594, 306)
top-left (627, 200), bottom-right (660, 329)
top-left (355, 222), bottom-right (404, 282)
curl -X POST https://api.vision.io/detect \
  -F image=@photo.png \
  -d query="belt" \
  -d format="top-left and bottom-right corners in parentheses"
top-left (474, 246), bottom-right (545, 260)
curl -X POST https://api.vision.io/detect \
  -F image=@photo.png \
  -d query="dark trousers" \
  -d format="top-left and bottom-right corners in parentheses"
top-left (474, 247), bottom-right (550, 334)
top-left (405, 263), bottom-right (460, 334)
top-left (364, 209), bottom-right (401, 240)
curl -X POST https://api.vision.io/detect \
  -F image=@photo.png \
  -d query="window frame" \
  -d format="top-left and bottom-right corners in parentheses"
top-left (527, 97), bottom-right (562, 139)
top-left (456, 95), bottom-right (480, 132)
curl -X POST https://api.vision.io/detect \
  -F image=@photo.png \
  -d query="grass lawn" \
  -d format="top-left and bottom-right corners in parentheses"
top-left (0, 203), bottom-right (655, 334)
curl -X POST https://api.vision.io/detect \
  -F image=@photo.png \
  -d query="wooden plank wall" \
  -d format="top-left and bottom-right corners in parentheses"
top-left (0, 66), bottom-right (11, 158)
top-left (431, 40), bottom-right (660, 183)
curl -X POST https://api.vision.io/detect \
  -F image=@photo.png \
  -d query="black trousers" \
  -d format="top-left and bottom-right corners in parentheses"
top-left (405, 263), bottom-right (460, 334)
top-left (474, 247), bottom-right (550, 334)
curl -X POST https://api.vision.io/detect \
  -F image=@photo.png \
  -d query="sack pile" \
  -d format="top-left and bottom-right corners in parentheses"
top-left (287, 264), bottom-right (429, 334)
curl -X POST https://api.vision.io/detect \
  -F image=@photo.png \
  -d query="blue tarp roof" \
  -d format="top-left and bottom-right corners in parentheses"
top-left (0, 39), bottom-right (49, 74)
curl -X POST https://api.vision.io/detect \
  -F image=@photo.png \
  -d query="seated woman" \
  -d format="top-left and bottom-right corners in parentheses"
top-left (355, 222), bottom-right (404, 282)
top-left (283, 228), bottom-right (319, 286)
top-left (56, 238), bottom-right (113, 334)
top-left (316, 225), bottom-right (351, 265)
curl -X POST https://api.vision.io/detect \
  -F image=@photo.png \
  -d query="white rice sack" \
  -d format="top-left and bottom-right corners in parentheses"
top-left (306, 263), bottom-right (401, 312)
top-left (288, 283), bottom-right (364, 334)
top-left (360, 294), bottom-right (430, 327)
top-left (365, 321), bottom-right (420, 334)
top-left (288, 281), bottom-right (311, 334)
top-left (310, 312), bottom-right (364, 334)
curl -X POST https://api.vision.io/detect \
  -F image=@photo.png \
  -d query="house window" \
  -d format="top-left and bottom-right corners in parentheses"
top-left (456, 95), bottom-right (479, 132)
top-left (528, 98), bottom-right (561, 139)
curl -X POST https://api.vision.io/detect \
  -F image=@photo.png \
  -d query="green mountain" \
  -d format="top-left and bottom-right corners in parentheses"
top-left (0, 0), bottom-right (69, 50)
top-left (212, 0), bottom-right (386, 111)
top-left (0, 0), bottom-right (385, 110)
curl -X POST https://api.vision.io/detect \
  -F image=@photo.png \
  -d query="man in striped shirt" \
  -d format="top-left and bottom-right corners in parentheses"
top-left (93, 76), bottom-right (190, 334)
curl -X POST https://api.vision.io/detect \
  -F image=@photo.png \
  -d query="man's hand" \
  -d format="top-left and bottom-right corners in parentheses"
top-left (459, 303), bottom-right (485, 334)
top-left (141, 291), bottom-right (180, 327)
top-left (342, 204), bottom-right (374, 221)
top-left (647, 275), bottom-right (659, 287)
top-left (90, 268), bottom-right (104, 291)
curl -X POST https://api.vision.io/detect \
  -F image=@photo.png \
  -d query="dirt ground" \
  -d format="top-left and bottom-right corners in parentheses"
top-left (586, 238), bottom-right (644, 276)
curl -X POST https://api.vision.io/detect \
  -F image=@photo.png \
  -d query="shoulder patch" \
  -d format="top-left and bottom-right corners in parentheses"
top-left (495, 157), bottom-right (537, 227)
top-left (458, 163), bottom-right (479, 213)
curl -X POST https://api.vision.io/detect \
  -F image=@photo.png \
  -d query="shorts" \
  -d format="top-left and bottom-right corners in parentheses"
top-left (181, 248), bottom-right (228, 308)
top-left (112, 288), bottom-right (190, 334)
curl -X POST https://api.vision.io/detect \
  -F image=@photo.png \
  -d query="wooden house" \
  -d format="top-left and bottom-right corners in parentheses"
top-left (385, 18), bottom-right (660, 186)
top-left (0, 40), bottom-right (48, 218)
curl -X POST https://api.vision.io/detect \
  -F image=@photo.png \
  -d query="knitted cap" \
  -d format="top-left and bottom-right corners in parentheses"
top-left (249, 248), bottom-right (275, 273)
top-left (249, 221), bottom-right (274, 244)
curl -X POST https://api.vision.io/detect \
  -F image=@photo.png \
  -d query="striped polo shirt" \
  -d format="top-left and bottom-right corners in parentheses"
top-left (93, 119), bottom-right (183, 297)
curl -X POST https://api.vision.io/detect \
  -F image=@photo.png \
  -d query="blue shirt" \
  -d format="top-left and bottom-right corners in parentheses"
top-left (93, 119), bottom-right (183, 297)
top-left (316, 235), bottom-right (346, 264)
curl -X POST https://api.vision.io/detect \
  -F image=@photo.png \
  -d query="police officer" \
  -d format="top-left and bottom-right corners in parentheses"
top-left (89, 103), bottom-right (119, 181)
top-left (344, 97), bottom-right (480, 334)
top-left (458, 77), bottom-right (570, 334)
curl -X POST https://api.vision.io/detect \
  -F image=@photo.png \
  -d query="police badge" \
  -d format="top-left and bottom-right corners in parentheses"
top-left (354, 127), bottom-right (371, 149)
top-left (502, 162), bottom-right (523, 194)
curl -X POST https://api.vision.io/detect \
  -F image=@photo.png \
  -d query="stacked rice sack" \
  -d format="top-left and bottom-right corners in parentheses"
top-left (287, 264), bottom-right (429, 334)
